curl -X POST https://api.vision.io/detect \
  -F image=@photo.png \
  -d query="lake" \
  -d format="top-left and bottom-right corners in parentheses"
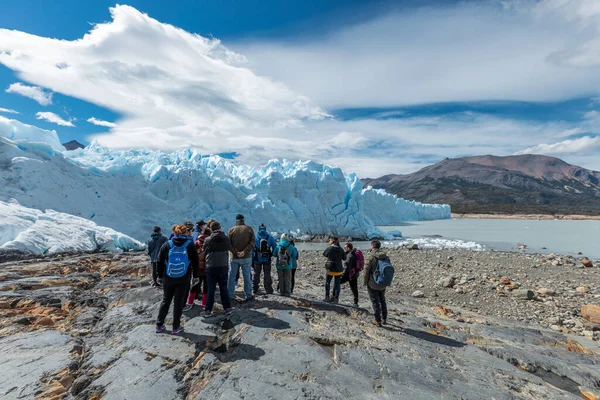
top-left (297, 219), bottom-right (600, 259)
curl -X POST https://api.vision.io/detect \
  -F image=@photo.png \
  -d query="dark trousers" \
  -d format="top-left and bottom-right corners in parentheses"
top-left (368, 287), bottom-right (388, 323)
top-left (349, 278), bottom-right (359, 304)
top-left (253, 261), bottom-right (273, 294)
top-left (291, 268), bottom-right (296, 293)
top-left (206, 267), bottom-right (231, 312)
top-left (151, 261), bottom-right (159, 284)
top-left (157, 277), bottom-right (189, 329)
top-left (325, 274), bottom-right (341, 299)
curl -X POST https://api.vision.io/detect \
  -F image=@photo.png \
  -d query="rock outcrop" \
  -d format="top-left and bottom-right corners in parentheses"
top-left (1, 251), bottom-right (599, 399)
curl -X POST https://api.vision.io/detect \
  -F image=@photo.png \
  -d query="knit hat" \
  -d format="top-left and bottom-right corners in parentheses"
top-left (259, 223), bottom-right (266, 231)
top-left (153, 226), bottom-right (161, 233)
top-left (236, 214), bottom-right (245, 221)
top-left (196, 220), bottom-right (206, 228)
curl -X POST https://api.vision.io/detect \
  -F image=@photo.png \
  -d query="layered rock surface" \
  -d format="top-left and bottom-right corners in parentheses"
top-left (0, 251), bottom-right (599, 399)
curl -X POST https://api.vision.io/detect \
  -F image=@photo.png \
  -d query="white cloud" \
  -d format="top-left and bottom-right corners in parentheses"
top-left (5, 83), bottom-right (52, 105)
top-left (0, 3), bottom-right (599, 178)
top-left (515, 136), bottom-right (600, 155)
top-left (35, 112), bottom-right (75, 127)
top-left (0, 5), bottom-right (326, 154)
top-left (87, 117), bottom-right (117, 128)
top-left (0, 107), bottom-right (19, 114)
top-left (238, 0), bottom-right (600, 108)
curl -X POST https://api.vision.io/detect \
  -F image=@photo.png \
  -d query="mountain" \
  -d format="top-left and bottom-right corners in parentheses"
top-left (362, 154), bottom-right (600, 215)
top-left (0, 131), bottom-right (449, 242)
top-left (62, 140), bottom-right (86, 150)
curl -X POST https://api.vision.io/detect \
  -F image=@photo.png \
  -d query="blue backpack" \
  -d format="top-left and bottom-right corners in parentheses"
top-left (373, 258), bottom-right (394, 286)
top-left (166, 240), bottom-right (192, 278)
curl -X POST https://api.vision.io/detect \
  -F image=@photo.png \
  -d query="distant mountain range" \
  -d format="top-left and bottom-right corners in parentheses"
top-left (362, 154), bottom-right (600, 215)
top-left (62, 140), bottom-right (86, 151)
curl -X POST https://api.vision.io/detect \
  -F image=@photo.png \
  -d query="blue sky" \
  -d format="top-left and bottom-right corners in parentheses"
top-left (0, 0), bottom-right (599, 176)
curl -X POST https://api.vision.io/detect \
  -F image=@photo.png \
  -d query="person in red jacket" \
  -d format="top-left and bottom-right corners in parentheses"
top-left (184, 225), bottom-right (211, 311)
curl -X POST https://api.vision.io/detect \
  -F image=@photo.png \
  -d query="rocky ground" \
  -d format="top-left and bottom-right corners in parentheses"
top-left (0, 249), bottom-right (599, 399)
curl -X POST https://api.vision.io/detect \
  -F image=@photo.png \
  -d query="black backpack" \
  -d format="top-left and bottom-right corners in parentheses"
top-left (259, 238), bottom-right (270, 258)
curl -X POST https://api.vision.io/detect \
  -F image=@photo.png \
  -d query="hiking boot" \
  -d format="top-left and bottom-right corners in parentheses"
top-left (224, 308), bottom-right (234, 316)
top-left (172, 327), bottom-right (184, 335)
top-left (200, 310), bottom-right (212, 318)
top-left (243, 296), bottom-right (255, 303)
top-left (372, 319), bottom-right (382, 327)
top-left (354, 302), bottom-right (359, 308)
top-left (323, 296), bottom-right (330, 302)
top-left (183, 303), bottom-right (194, 312)
top-left (382, 319), bottom-right (387, 325)
top-left (155, 324), bottom-right (166, 334)
top-left (331, 297), bottom-right (339, 304)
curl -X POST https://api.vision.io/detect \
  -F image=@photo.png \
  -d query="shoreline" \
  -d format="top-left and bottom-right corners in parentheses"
top-left (451, 212), bottom-right (600, 220)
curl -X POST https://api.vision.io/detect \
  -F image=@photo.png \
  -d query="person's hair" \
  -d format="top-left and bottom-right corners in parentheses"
top-left (173, 224), bottom-right (187, 236)
top-left (329, 236), bottom-right (339, 244)
top-left (371, 240), bottom-right (381, 249)
top-left (171, 224), bottom-right (178, 232)
top-left (196, 220), bottom-right (205, 228)
top-left (184, 221), bottom-right (194, 229)
top-left (280, 233), bottom-right (288, 241)
top-left (153, 226), bottom-right (161, 233)
top-left (206, 219), bottom-right (215, 228)
top-left (345, 242), bottom-right (353, 250)
top-left (289, 239), bottom-right (295, 246)
top-left (210, 221), bottom-right (221, 231)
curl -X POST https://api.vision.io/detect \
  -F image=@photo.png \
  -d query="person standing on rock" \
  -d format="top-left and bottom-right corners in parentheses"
top-left (289, 238), bottom-right (299, 294)
top-left (156, 224), bottom-right (200, 335)
top-left (253, 223), bottom-right (277, 295)
top-left (275, 234), bottom-right (298, 297)
top-left (364, 240), bottom-right (389, 327)
top-left (202, 221), bottom-right (233, 316)
top-left (147, 226), bottom-right (168, 288)
top-left (227, 214), bottom-right (255, 302)
top-left (323, 236), bottom-right (345, 303)
top-left (341, 242), bottom-right (362, 307)
top-left (184, 224), bottom-right (211, 312)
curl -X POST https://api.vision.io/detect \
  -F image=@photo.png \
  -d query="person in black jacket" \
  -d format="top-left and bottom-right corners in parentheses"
top-left (155, 224), bottom-right (200, 335)
top-left (201, 221), bottom-right (233, 316)
top-left (341, 242), bottom-right (359, 307)
top-left (323, 236), bottom-right (345, 303)
top-left (147, 226), bottom-right (168, 287)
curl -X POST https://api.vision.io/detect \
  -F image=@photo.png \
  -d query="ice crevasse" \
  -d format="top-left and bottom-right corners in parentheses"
top-left (0, 121), bottom-right (450, 243)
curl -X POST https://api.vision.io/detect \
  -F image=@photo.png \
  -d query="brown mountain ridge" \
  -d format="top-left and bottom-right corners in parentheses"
top-left (362, 154), bottom-right (600, 215)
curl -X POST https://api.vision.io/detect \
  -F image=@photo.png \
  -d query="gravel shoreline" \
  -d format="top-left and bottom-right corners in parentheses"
top-left (296, 247), bottom-right (600, 340)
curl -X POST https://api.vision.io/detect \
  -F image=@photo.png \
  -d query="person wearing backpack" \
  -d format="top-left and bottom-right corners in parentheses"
top-left (202, 221), bottom-right (233, 316)
top-left (274, 234), bottom-right (298, 297)
top-left (323, 236), bottom-right (346, 303)
top-left (364, 240), bottom-right (394, 327)
top-left (184, 224), bottom-right (210, 312)
top-left (147, 226), bottom-right (168, 288)
top-left (253, 223), bottom-right (276, 295)
top-left (341, 242), bottom-right (363, 307)
top-left (155, 224), bottom-right (200, 335)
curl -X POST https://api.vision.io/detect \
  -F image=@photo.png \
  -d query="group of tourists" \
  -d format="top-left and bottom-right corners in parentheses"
top-left (148, 214), bottom-right (395, 334)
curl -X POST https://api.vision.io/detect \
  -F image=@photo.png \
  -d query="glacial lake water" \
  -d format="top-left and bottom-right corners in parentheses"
top-left (296, 219), bottom-right (600, 259)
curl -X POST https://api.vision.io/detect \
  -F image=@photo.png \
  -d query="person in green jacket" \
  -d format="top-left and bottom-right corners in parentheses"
top-left (274, 234), bottom-right (298, 297)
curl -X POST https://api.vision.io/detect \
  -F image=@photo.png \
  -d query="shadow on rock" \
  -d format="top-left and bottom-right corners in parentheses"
top-left (400, 328), bottom-right (467, 348)
top-left (212, 342), bottom-right (266, 362)
top-left (232, 309), bottom-right (291, 330)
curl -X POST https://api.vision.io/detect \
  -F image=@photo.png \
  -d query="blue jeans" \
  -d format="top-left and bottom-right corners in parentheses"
top-left (228, 258), bottom-right (253, 299)
top-left (326, 274), bottom-right (341, 300)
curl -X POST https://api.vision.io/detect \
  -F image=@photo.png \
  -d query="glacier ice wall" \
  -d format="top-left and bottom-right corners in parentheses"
top-left (0, 133), bottom-right (450, 241)
top-left (0, 200), bottom-right (145, 254)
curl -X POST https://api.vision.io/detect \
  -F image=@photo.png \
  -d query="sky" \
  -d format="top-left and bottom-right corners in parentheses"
top-left (0, 0), bottom-right (599, 177)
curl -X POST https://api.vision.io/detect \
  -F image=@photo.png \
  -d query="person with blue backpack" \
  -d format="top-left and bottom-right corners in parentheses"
top-left (155, 224), bottom-right (200, 335)
top-left (253, 223), bottom-right (277, 295)
top-left (364, 240), bottom-right (394, 327)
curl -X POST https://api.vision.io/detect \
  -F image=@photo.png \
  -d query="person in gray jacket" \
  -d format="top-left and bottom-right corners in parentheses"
top-left (147, 226), bottom-right (167, 287)
top-left (201, 221), bottom-right (233, 316)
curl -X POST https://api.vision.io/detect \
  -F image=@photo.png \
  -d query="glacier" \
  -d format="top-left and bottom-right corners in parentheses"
top-left (0, 122), bottom-right (450, 243)
top-left (0, 200), bottom-right (145, 254)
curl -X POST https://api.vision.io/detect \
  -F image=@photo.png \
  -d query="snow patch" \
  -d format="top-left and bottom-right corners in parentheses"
top-left (0, 200), bottom-right (145, 255)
